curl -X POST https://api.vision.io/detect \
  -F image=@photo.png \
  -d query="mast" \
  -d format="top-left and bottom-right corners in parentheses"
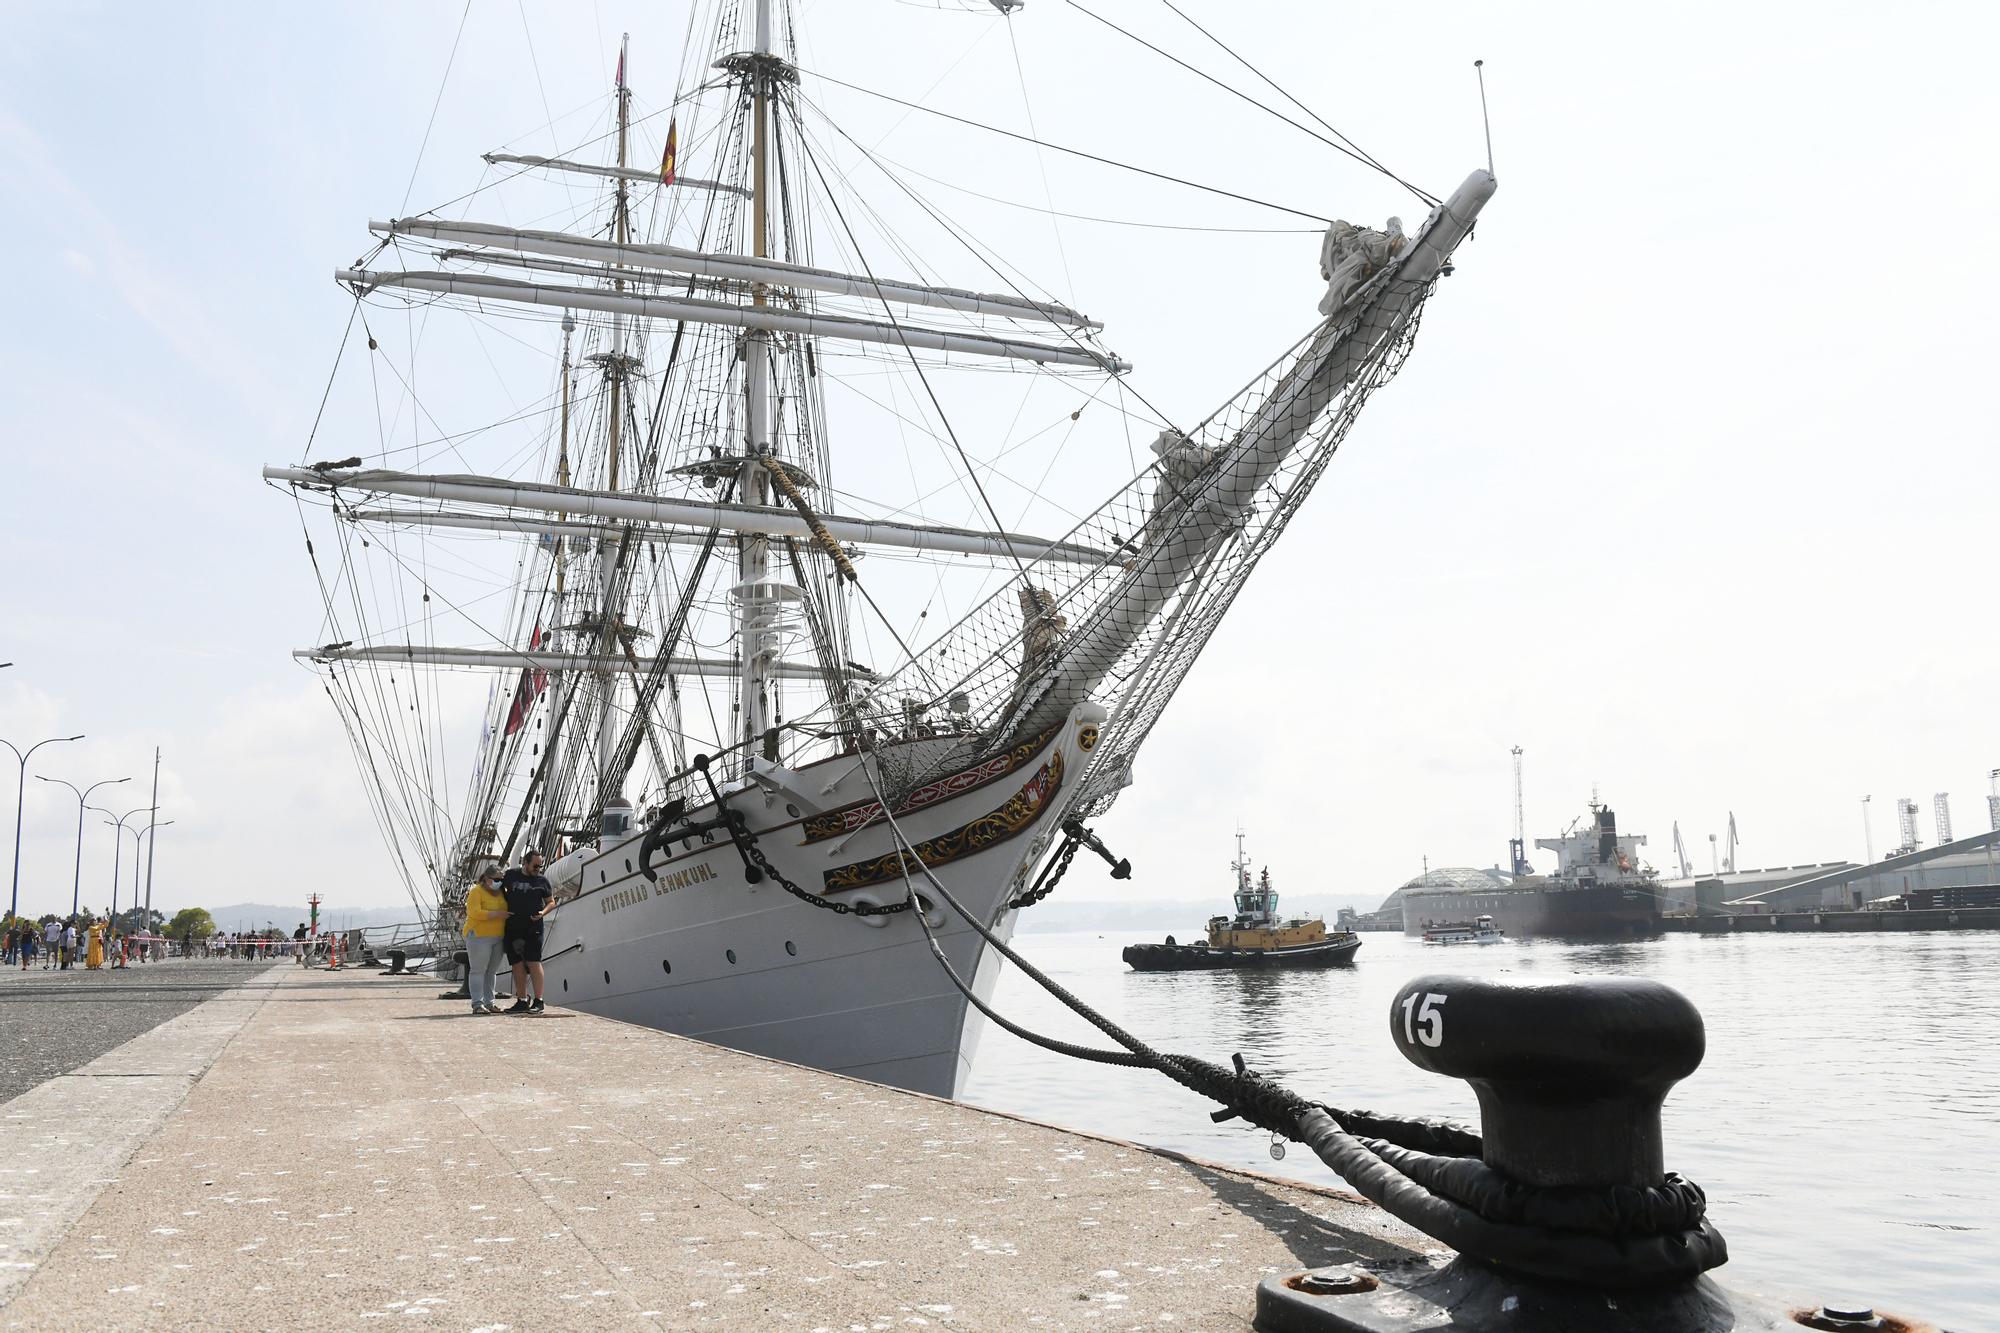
top-left (596, 34), bottom-right (634, 803)
top-left (738, 0), bottom-right (777, 767)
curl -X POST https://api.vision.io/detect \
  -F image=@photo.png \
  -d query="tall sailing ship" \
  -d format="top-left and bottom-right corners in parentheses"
top-left (265, 2), bottom-right (1495, 1096)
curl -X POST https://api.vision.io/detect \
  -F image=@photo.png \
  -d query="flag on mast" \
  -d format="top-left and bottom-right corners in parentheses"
top-left (660, 117), bottom-right (678, 186)
top-left (504, 625), bottom-right (549, 737)
top-left (614, 37), bottom-right (627, 91)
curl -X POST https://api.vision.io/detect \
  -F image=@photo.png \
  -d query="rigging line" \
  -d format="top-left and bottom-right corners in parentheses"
top-left (793, 98), bottom-right (1187, 438)
top-left (514, 0), bottom-right (561, 156)
top-left (401, 0), bottom-right (476, 215)
top-left (792, 105), bottom-right (1033, 588)
top-left (869, 150), bottom-right (1320, 233)
top-left (399, 78), bottom-right (730, 227)
top-left (327, 492), bottom-right (546, 669)
top-left (818, 369), bottom-right (1089, 524)
top-left (318, 667), bottom-right (429, 903)
top-left (1067, 0), bottom-right (1440, 208)
top-left (791, 99), bottom-right (1134, 363)
top-left (1156, 0), bottom-right (1440, 208)
top-left (302, 302), bottom-right (363, 462)
top-left (794, 65), bottom-right (1334, 223)
top-left (347, 344), bottom-right (439, 847)
top-left (357, 314), bottom-right (479, 474)
top-left (1003, 15), bottom-right (1077, 303)
top-left (865, 13), bottom-right (998, 154)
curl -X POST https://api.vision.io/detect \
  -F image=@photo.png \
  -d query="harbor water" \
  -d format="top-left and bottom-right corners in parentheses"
top-left (960, 928), bottom-right (1997, 1328)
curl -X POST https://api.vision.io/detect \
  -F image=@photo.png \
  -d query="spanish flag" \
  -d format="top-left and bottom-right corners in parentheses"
top-left (660, 117), bottom-right (678, 186)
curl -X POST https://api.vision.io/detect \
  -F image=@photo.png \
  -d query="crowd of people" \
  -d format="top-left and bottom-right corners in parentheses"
top-left (0, 920), bottom-right (337, 968)
top-left (6, 850), bottom-right (561, 997)
top-left (2, 917), bottom-right (146, 969)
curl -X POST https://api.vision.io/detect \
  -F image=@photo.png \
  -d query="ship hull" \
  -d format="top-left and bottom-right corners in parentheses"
top-left (538, 708), bottom-right (1102, 1099)
top-left (1122, 934), bottom-right (1362, 971)
top-left (1402, 883), bottom-right (1660, 940)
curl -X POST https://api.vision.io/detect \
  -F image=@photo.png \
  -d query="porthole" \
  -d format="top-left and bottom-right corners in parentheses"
top-left (726, 948), bottom-right (737, 965)
top-left (598, 869), bottom-right (606, 884)
top-left (661, 958), bottom-right (672, 974)
top-left (562, 979), bottom-right (569, 992)
top-left (786, 803), bottom-right (800, 818)
top-left (784, 940), bottom-right (797, 957)
top-left (624, 857), bottom-right (632, 873)
top-left (603, 970), bottom-right (611, 984)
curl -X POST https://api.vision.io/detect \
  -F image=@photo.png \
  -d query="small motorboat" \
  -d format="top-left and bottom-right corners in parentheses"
top-left (1124, 833), bottom-right (1361, 972)
top-left (1421, 914), bottom-right (1505, 946)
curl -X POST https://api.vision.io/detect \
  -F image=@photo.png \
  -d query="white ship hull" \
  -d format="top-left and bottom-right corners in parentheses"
top-left (539, 706), bottom-right (1103, 1098)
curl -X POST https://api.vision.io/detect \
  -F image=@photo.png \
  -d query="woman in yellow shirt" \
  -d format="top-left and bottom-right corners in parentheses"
top-left (85, 922), bottom-right (105, 970)
top-left (462, 868), bottom-right (510, 1015)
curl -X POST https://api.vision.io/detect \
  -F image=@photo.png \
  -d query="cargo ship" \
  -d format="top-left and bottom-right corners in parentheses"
top-left (1402, 804), bottom-right (1663, 939)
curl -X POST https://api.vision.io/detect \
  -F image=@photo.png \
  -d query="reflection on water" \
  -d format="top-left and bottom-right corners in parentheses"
top-left (959, 930), bottom-right (1998, 1328)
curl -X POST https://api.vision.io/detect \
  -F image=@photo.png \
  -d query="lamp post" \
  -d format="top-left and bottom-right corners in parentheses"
top-left (95, 804), bottom-right (155, 931)
top-left (39, 775), bottom-right (129, 919)
top-left (101, 814), bottom-right (170, 966)
top-left (135, 820), bottom-right (171, 946)
top-left (3, 733), bottom-right (84, 921)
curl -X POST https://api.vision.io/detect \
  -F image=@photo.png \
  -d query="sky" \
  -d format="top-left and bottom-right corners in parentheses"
top-left (1, 0), bottom-right (1996, 925)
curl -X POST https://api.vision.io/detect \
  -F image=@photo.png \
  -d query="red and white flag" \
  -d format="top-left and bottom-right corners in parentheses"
top-left (504, 625), bottom-right (549, 737)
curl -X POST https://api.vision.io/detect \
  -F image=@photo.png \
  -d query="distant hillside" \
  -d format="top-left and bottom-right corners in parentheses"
top-left (201, 902), bottom-right (423, 933)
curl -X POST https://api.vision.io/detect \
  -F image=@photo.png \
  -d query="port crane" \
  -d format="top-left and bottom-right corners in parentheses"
top-left (1508, 746), bottom-right (1532, 876)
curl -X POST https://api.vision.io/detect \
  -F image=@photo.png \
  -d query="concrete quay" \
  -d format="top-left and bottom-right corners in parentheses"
top-left (1, 965), bottom-right (1436, 1330)
top-left (1661, 906), bottom-right (2000, 933)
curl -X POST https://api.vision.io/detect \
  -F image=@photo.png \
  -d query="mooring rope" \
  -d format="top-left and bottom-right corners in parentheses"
top-left (847, 756), bottom-right (1728, 1288)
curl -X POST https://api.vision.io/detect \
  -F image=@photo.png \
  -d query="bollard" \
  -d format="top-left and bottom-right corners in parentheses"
top-left (1252, 974), bottom-right (1932, 1333)
top-left (1389, 974), bottom-right (1702, 1190)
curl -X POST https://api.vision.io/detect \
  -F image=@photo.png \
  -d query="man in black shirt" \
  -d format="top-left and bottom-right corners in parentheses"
top-left (501, 850), bottom-right (553, 1014)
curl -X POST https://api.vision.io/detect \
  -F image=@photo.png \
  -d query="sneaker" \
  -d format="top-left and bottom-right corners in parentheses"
top-left (503, 999), bottom-right (531, 1014)
top-left (482, 1003), bottom-right (503, 1014)
top-left (528, 998), bottom-right (545, 1015)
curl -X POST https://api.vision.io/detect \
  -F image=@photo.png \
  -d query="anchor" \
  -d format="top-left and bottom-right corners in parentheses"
top-left (1063, 817), bottom-right (1131, 880)
top-left (636, 755), bottom-right (763, 886)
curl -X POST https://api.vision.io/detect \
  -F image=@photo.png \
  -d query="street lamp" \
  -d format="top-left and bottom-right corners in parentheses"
top-left (101, 813), bottom-right (170, 965)
top-left (39, 775), bottom-right (130, 919)
top-left (135, 820), bottom-right (171, 941)
top-left (94, 803), bottom-right (155, 930)
top-left (3, 732), bottom-right (84, 920)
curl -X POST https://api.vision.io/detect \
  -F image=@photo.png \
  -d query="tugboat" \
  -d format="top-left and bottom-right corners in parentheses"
top-left (1421, 913), bottom-right (1505, 945)
top-left (1124, 833), bottom-right (1361, 971)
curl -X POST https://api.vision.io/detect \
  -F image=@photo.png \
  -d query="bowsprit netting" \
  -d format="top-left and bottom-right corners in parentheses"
top-left (860, 275), bottom-right (1438, 814)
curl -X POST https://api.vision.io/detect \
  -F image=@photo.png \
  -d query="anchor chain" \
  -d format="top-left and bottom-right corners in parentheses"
top-left (644, 752), bottom-right (912, 918)
top-left (738, 832), bottom-right (913, 918)
top-left (1009, 824), bottom-right (1083, 910)
top-left (1011, 818), bottom-right (1129, 911)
